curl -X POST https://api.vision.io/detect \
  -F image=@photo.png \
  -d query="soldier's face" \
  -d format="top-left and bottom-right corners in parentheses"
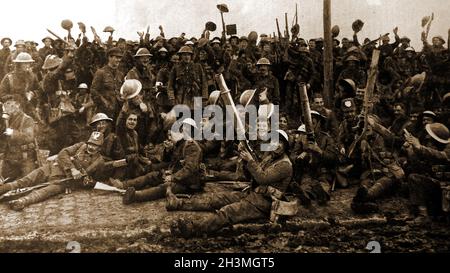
top-left (43, 39), bottom-right (52, 47)
top-left (137, 56), bottom-right (150, 66)
top-left (95, 120), bottom-right (110, 133)
top-left (16, 45), bottom-right (25, 53)
top-left (258, 65), bottom-right (269, 76)
top-left (16, 63), bottom-right (30, 72)
top-left (109, 55), bottom-right (121, 69)
top-left (239, 40), bottom-right (248, 49)
top-left (313, 98), bottom-right (324, 110)
top-left (432, 38), bottom-right (443, 47)
top-left (394, 106), bottom-right (405, 118)
top-left (126, 114), bottom-right (138, 130)
top-left (343, 109), bottom-right (356, 120)
top-left (212, 43), bottom-right (220, 49)
top-left (422, 116), bottom-right (434, 126)
top-left (2, 40), bottom-right (11, 48)
top-left (2, 100), bottom-right (19, 115)
top-left (181, 53), bottom-right (191, 63)
top-left (87, 143), bottom-right (101, 155)
top-left (199, 51), bottom-right (207, 61)
top-left (280, 117), bottom-right (288, 131)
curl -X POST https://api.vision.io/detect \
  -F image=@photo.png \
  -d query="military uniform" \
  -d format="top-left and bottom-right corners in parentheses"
top-left (121, 139), bottom-right (204, 203)
top-left (169, 151), bottom-right (293, 237)
top-left (0, 47), bottom-right (10, 80)
top-left (0, 70), bottom-right (40, 119)
top-left (91, 64), bottom-right (124, 120)
top-left (0, 140), bottom-right (105, 210)
top-left (0, 111), bottom-right (37, 180)
top-left (167, 62), bottom-right (208, 109)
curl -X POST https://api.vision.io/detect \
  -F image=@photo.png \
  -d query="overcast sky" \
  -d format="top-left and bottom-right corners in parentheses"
top-left (1, 0), bottom-right (449, 49)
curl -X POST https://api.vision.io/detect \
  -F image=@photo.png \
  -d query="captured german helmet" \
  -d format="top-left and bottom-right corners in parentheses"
top-left (87, 131), bottom-right (104, 146)
top-left (425, 123), bottom-right (450, 144)
top-left (89, 113), bottom-right (113, 126)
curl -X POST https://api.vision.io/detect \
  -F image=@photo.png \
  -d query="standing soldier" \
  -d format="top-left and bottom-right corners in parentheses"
top-left (0, 37), bottom-right (12, 80)
top-left (167, 46), bottom-right (208, 109)
top-left (252, 58), bottom-right (280, 105)
top-left (91, 47), bottom-right (125, 120)
top-left (38, 37), bottom-right (56, 61)
top-left (0, 95), bottom-right (38, 181)
top-left (126, 48), bottom-right (156, 105)
top-left (0, 52), bottom-right (41, 122)
top-left (3, 40), bottom-right (27, 75)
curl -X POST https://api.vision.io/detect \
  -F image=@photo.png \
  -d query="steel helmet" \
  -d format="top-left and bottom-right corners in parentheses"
top-left (425, 123), bottom-right (450, 144)
top-left (89, 113), bottom-right (113, 126)
top-left (182, 118), bottom-right (199, 130)
top-left (185, 40), bottom-right (195, 46)
top-left (239, 89), bottom-right (256, 108)
top-left (311, 110), bottom-right (327, 120)
top-left (405, 47), bottom-right (415, 52)
top-left (13, 52), bottom-right (34, 63)
top-left (42, 55), bottom-right (62, 69)
top-left (297, 124), bottom-right (307, 133)
top-left (339, 79), bottom-right (356, 93)
top-left (208, 90), bottom-right (221, 106)
top-left (14, 40), bottom-right (26, 47)
top-left (103, 26), bottom-right (115, 33)
top-left (120, 79), bottom-right (142, 100)
top-left (134, 48), bottom-right (152, 57)
top-left (178, 46), bottom-right (194, 54)
top-left (256, 57), bottom-right (271, 66)
top-left (78, 83), bottom-right (89, 89)
top-left (87, 131), bottom-right (104, 146)
top-left (422, 111), bottom-right (437, 119)
top-left (158, 47), bottom-right (168, 53)
top-left (61, 19), bottom-right (73, 30)
top-left (331, 25), bottom-right (340, 37)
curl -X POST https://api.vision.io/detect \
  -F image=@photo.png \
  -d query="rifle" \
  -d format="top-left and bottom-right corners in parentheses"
top-left (215, 74), bottom-right (259, 161)
top-left (298, 82), bottom-right (315, 143)
top-left (34, 138), bottom-right (43, 167)
top-left (276, 18), bottom-right (282, 40)
top-left (348, 49), bottom-right (380, 157)
top-left (285, 13), bottom-right (290, 40)
top-left (46, 29), bottom-right (71, 47)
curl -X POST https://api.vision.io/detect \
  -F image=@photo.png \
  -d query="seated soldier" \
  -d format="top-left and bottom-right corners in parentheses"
top-left (0, 132), bottom-right (107, 211)
top-left (111, 118), bottom-right (204, 204)
top-left (168, 130), bottom-right (293, 238)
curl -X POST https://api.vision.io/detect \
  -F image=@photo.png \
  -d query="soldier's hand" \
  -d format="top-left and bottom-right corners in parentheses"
top-left (421, 31), bottom-right (427, 42)
top-left (137, 31), bottom-right (144, 38)
top-left (239, 149), bottom-right (253, 162)
top-left (405, 135), bottom-right (421, 149)
top-left (71, 168), bottom-right (83, 180)
top-left (393, 27), bottom-right (398, 35)
top-left (3, 128), bottom-right (13, 136)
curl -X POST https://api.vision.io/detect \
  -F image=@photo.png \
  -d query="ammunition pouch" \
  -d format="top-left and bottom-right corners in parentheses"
top-left (270, 198), bottom-right (299, 223)
top-left (255, 185), bottom-right (284, 200)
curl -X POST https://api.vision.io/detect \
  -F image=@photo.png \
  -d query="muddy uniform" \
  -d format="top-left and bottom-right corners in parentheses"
top-left (167, 62), bottom-right (208, 109)
top-left (408, 143), bottom-right (450, 217)
top-left (122, 139), bottom-right (204, 203)
top-left (170, 152), bottom-right (293, 236)
top-left (293, 132), bottom-right (338, 205)
top-left (0, 141), bottom-right (105, 209)
top-left (91, 65), bottom-right (124, 120)
top-left (0, 111), bottom-right (37, 180)
top-left (0, 70), bottom-right (40, 120)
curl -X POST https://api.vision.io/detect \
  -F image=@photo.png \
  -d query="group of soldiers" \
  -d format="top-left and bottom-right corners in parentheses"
top-left (0, 17), bottom-right (449, 237)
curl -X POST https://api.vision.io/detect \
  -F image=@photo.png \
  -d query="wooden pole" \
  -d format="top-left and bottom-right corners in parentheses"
top-left (323, 0), bottom-right (334, 108)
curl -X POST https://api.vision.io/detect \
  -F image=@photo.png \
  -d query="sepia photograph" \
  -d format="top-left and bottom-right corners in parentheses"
top-left (0, 0), bottom-right (449, 260)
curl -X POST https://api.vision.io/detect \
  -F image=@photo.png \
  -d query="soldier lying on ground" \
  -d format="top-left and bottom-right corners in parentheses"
top-left (0, 131), bottom-right (118, 211)
top-left (166, 130), bottom-right (292, 237)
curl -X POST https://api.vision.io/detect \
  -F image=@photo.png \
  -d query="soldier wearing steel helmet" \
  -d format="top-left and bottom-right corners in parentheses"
top-left (168, 130), bottom-right (293, 238)
top-left (251, 57), bottom-right (280, 105)
top-left (0, 52), bottom-right (41, 121)
top-left (404, 123), bottom-right (450, 224)
top-left (167, 46), bottom-right (208, 108)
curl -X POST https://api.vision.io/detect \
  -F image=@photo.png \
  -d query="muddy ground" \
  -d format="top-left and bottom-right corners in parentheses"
top-left (0, 183), bottom-right (449, 253)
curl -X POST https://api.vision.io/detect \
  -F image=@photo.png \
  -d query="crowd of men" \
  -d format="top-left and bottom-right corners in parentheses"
top-left (0, 18), bottom-right (449, 237)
